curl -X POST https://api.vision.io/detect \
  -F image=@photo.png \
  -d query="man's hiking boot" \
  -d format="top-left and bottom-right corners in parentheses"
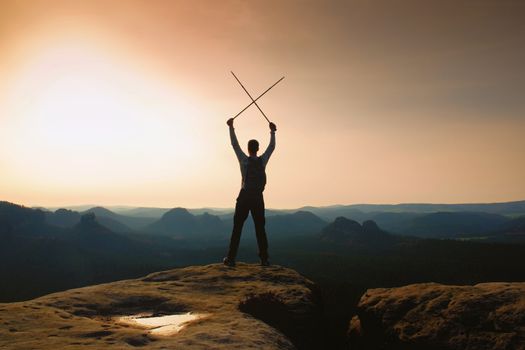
top-left (260, 259), bottom-right (270, 267)
top-left (223, 257), bottom-right (236, 267)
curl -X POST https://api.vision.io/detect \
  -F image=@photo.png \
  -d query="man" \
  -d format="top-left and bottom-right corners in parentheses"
top-left (223, 117), bottom-right (277, 267)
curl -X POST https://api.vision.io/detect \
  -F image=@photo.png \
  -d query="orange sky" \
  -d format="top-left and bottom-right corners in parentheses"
top-left (1, 0), bottom-right (524, 208)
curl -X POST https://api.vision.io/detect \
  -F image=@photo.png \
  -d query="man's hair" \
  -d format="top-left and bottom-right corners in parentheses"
top-left (248, 139), bottom-right (259, 154)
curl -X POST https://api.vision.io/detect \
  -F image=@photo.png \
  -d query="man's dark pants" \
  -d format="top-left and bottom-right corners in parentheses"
top-left (227, 189), bottom-right (269, 261)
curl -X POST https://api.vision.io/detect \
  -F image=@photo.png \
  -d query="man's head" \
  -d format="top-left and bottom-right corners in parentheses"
top-left (248, 139), bottom-right (259, 155)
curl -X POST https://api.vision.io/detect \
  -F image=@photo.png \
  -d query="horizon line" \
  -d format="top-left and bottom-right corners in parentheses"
top-left (13, 198), bottom-right (525, 212)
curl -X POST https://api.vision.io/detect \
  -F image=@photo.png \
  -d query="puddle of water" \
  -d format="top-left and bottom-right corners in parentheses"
top-left (117, 312), bottom-right (208, 336)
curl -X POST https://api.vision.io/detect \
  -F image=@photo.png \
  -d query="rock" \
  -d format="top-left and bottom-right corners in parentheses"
top-left (349, 282), bottom-right (525, 350)
top-left (147, 208), bottom-right (227, 238)
top-left (0, 263), bottom-right (320, 350)
top-left (79, 212), bottom-right (97, 225)
top-left (320, 217), bottom-right (397, 248)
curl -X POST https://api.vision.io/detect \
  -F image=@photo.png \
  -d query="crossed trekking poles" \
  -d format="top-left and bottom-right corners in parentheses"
top-left (231, 71), bottom-right (284, 123)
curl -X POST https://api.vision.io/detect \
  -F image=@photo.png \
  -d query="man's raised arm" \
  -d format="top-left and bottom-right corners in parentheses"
top-left (227, 118), bottom-right (247, 161)
top-left (261, 122), bottom-right (277, 166)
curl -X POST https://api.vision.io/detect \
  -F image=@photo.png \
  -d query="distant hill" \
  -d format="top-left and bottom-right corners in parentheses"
top-left (401, 212), bottom-right (510, 238)
top-left (40, 199), bottom-right (525, 231)
top-left (146, 208), bottom-right (228, 242)
top-left (41, 205), bottom-right (157, 231)
top-left (83, 206), bottom-right (118, 217)
top-left (267, 211), bottom-right (327, 238)
top-left (1, 201), bottom-right (157, 256)
top-left (45, 208), bottom-right (133, 233)
top-left (367, 211), bottom-right (422, 233)
top-left (66, 213), bottom-right (142, 253)
top-left (45, 205), bottom-right (328, 242)
top-left (112, 206), bottom-right (234, 218)
top-left (349, 200), bottom-right (525, 214)
top-left (45, 208), bottom-right (80, 227)
top-left (113, 206), bottom-right (171, 218)
top-left (320, 217), bottom-right (399, 248)
top-left (1, 201), bottom-right (58, 237)
top-left (82, 207), bottom-right (155, 230)
top-left (36, 202), bottom-right (525, 242)
top-left (1, 201), bottom-right (46, 225)
top-left (218, 210), bottom-right (327, 241)
top-left (501, 216), bottom-right (525, 234)
top-left (296, 206), bottom-right (368, 222)
top-left (297, 200), bottom-right (525, 220)
top-left (463, 215), bottom-right (525, 243)
top-left (0, 203), bottom-right (175, 301)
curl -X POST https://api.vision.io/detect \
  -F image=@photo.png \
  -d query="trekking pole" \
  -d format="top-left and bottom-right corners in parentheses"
top-left (231, 71), bottom-right (272, 123)
top-left (233, 76), bottom-right (284, 120)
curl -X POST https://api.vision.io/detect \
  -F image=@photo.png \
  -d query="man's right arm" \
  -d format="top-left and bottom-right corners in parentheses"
top-left (228, 118), bottom-right (247, 161)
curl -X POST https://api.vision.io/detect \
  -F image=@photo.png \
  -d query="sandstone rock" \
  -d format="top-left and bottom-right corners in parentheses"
top-left (349, 282), bottom-right (525, 350)
top-left (0, 263), bottom-right (320, 350)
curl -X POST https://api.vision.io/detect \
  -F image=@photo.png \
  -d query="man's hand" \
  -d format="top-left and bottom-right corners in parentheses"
top-left (227, 118), bottom-right (234, 127)
top-left (269, 122), bottom-right (277, 132)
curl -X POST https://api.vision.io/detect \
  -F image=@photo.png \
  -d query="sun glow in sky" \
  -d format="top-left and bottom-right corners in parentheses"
top-left (1, 0), bottom-right (525, 208)
top-left (2, 31), bottom-right (205, 202)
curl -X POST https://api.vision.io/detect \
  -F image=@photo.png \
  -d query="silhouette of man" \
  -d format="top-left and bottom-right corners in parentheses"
top-left (223, 118), bottom-right (276, 267)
